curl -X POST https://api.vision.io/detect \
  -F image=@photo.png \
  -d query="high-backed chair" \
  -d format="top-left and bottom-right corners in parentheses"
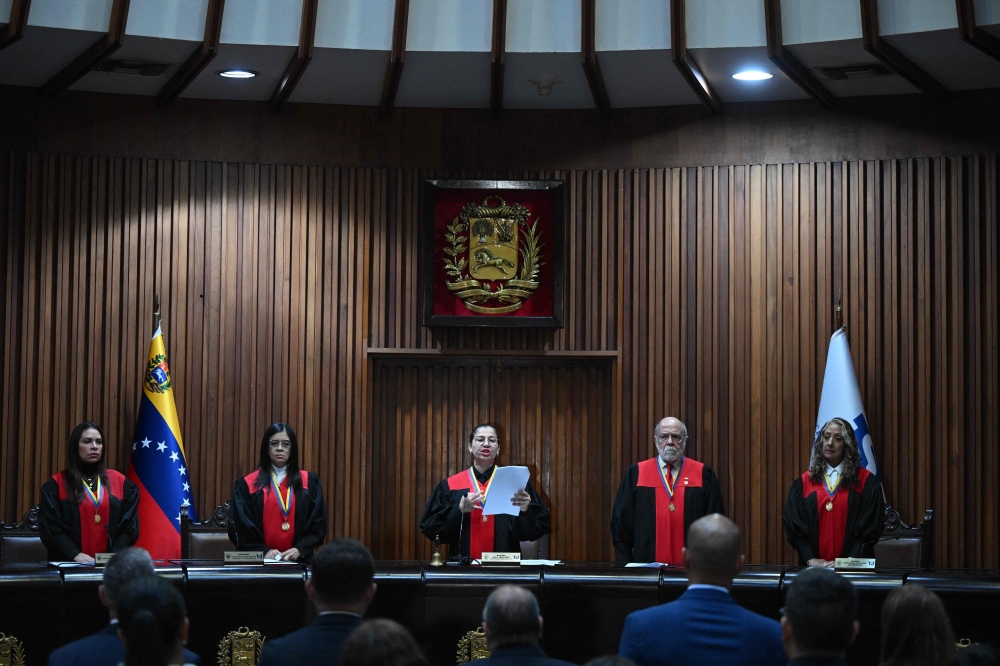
top-left (0, 505), bottom-right (47, 562)
top-left (519, 533), bottom-right (550, 559)
top-left (180, 502), bottom-right (233, 560)
top-left (875, 506), bottom-right (932, 569)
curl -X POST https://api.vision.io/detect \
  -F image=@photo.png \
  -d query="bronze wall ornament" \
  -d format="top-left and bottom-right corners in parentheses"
top-left (217, 626), bottom-right (264, 666)
top-left (456, 627), bottom-right (490, 663)
top-left (0, 634), bottom-right (25, 666)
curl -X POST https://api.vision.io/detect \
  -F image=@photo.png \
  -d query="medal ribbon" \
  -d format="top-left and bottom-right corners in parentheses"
top-left (82, 477), bottom-right (103, 512)
top-left (269, 472), bottom-right (293, 520)
top-left (823, 472), bottom-right (841, 499)
top-left (657, 457), bottom-right (684, 499)
top-left (467, 466), bottom-right (497, 511)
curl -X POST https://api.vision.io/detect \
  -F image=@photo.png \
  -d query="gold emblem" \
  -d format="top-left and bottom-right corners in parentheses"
top-left (456, 628), bottom-right (491, 663)
top-left (95, 514), bottom-right (102, 524)
top-left (281, 521), bottom-right (290, 532)
top-left (668, 502), bottom-right (675, 512)
top-left (442, 197), bottom-right (544, 314)
top-left (217, 626), bottom-right (264, 666)
top-left (825, 501), bottom-right (834, 512)
top-left (0, 633), bottom-right (25, 666)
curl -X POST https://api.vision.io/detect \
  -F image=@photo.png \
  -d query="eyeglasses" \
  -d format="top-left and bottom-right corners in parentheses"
top-left (473, 437), bottom-right (499, 446)
top-left (655, 433), bottom-right (685, 443)
top-left (268, 440), bottom-right (292, 450)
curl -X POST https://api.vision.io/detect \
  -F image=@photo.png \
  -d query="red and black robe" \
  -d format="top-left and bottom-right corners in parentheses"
top-left (38, 469), bottom-right (139, 560)
top-left (228, 469), bottom-right (327, 560)
top-left (419, 464), bottom-right (551, 560)
top-left (611, 457), bottom-right (726, 564)
top-left (783, 467), bottom-right (884, 564)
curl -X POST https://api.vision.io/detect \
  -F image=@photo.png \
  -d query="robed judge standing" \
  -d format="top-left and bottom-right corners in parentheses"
top-left (611, 417), bottom-right (725, 564)
top-left (420, 424), bottom-right (551, 560)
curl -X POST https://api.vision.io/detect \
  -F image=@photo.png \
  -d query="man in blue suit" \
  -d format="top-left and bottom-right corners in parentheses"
top-left (258, 538), bottom-right (377, 666)
top-left (618, 514), bottom-right (786, 666)
top-left (47, 547), bottom-right (201, 666)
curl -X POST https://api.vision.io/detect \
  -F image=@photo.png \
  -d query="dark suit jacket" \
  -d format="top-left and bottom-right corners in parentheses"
top-left (46, 622), bottom-right (201, 666)
top-left (466, 643), bottom-right (577, 666)
top-left (257, 613), bottom-right (362, 666)
top-left (618, 587), bottom-right (786, 666)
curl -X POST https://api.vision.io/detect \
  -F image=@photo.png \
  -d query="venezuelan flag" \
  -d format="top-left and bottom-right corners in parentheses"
top-left (127, 325), bottom-right (196, 559)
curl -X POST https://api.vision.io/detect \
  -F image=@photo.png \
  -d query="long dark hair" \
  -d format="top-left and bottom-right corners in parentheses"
top-left (65, 421), bottom-right (109, 502)
top-left (117, 575), bottom-right (187, 666)
top-left (253, 423), bottom-right (302, 492)
top-left (879, 585), bottom-right (956, 666)
top-left (808, 417), bottom-right (862, 488)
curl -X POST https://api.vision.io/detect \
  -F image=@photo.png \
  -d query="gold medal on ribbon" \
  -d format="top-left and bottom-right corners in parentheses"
top-left (84, 477), bottom-right (103, 525)
top-left (668, 502), bottom-right (675, 512)
top-left (270, 472), bottom-right (294, 531)
top-left (467, 466), bottom-right (497, 522)
top-left (825, 501), bottom-right (834, 512)
top-left (94, 514), bottom-right (102, 524)
top-left (281, 521), bottom-right (290, 532)
top-left (823, 472), bottom-right (840, 513)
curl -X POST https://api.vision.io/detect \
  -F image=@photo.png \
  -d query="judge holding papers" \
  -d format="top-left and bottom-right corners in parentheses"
top-left (611, 416), bottom-right (725, 564)
top-left (420, 424), bottom-right (551, 560)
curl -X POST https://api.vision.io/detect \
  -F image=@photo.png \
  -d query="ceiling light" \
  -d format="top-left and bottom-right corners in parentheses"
top-left (217, 69), bottom-right (257, 79)
top-left (732, 70), bottom-right (773, 81)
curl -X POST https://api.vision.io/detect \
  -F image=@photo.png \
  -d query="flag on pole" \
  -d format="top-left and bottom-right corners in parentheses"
top-left (127, 325), bottom-right (196, 559)
top-left (816, 327), bottom-right (879, 476)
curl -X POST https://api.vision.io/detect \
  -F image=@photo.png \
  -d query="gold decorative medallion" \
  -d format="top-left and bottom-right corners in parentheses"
top-left (825, 501), bottom-right (834, 512)
top-left (442, 197), bottom-right (544, 314)
top-left (456, 627), bottom-right (491, 663)
top-left (281, 521), bottom-right (290, 532)
top-left (0, 633), bottom-right (25, 666)
top-left (217, 626), bottom-right (265, 666)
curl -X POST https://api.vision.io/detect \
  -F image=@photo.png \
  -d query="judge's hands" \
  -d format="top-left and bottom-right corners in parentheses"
top-left (265, 549), bottom-right (281, 560)
top-left (459, 491), bottom-right (483, 514)
top-left (807, 558), bottom-right (835, 568)
top-left (511, 490), bottom-right (531, 513)
top-left (73, 552), bottom-right (95, 564)
top-left (264, 548), bottom-right (301, 561)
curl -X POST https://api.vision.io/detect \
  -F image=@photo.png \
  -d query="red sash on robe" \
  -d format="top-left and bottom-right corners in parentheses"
top-left (636, 457), bottom-right (704, 565)
top-left (802, 467), bottom-right (870, 561)
top-left (54, 470), bottom-right (126, 557)
top-left (447, 470), bottom-right (495, 559)
top-left (247, 470), bottom-right (309, 553)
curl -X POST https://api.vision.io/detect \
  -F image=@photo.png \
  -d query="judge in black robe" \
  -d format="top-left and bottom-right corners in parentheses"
top-left (39, 422), bottom-right (139, 562)
top-left (419, 424), bottom-right (551, 559)
top-left (228, 423), bottom-right (327, 561)
top-left (783, 418), bottom-right (884, 567)
top-left (611, 417), bottom-right (725, 563)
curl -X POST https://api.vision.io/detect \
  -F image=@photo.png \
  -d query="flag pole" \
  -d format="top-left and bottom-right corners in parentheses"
top-left (153, 292), bottom-right (161, 331)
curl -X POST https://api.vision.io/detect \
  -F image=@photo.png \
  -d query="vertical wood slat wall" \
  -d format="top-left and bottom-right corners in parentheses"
top-left (1, 152), bottom-right (997, 567)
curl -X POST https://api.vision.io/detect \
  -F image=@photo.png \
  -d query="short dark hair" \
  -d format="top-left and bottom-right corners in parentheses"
top-left (880, 585), bottom-right (956, 666)
top-left (104, 547), bottom-right (155, 607)
top-left (117, 576), bottom-right (187, 666)
top-left (310, 539), bottom-right (375, 606)
top-left (340, 619), bottom-right (429, 666)
top-left (784, 567), bottom-right (857, 656)
top-left (482, 585), bottom-right (541, 648)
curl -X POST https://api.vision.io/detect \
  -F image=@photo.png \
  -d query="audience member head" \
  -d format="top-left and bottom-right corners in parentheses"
top-left (65, 421), bottom-right (108, 501)
top-left (880, 584), bottom-right (956, 666)
top-left (340, 619), bottom-right (429, 666)
top-left (481, 585), bottom-right (543, 650)
top-left (307, 539), bottom-right (377, 613)
top-left (952, 644), bottom-right (1000, 666)
top-left (100, 547), bottom-right (156, 617)
top-left (682, 513), bottom-right (744, 588)
top-left (116, 575), bottom-right (189, 666)
top-left (255, 422), bottom-right (301, 491)
top-left (782, 567), bottom-right (859, 660)
top-left (583, 657), bottom-right (639, 666)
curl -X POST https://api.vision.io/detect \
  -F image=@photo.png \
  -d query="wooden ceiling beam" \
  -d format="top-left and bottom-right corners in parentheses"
top-left (764, 0), bottom-right (834, 108)
top-left (270, 0), bottom-right (319, 111)
top-left (860, 0), bottom-right (949, 100)
top-left (39, 0), bottom-right (130, 98)
top-left (379, 0), bottom-right (409, 116)
top-left (670, 0), bottom-right (722, 113)
top-left (490, 0), bottom-right (507, 115)
top-left (0, 0), bottom-right (32, 53)
top-left (581, 0), bottom-right (611, 119)
top-left (956, 0), bottom-right (1000, 64)
top-left (156, 0), bottom-right (225, 108)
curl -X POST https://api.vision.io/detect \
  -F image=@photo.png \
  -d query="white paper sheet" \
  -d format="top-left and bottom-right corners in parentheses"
top-left (520, 559), bottom-right (563, 566)
top-left (481, 465), bottom-right (531, 517)
top-left (624, 562), bottom-right (663, 568)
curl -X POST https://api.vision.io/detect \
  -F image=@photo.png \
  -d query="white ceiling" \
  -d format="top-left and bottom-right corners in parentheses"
top-left (0, 0), bottom-right (998, 110)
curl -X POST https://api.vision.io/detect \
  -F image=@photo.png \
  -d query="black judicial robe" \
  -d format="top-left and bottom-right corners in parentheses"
top-left (611, 459), bottom-right (725, 563)
top-left (228, 470), bottom-right (327, 560)
top-left (38, 470), bottom-right (140, 560)
top-left (419, 464), bottom-right (552, 558)
top-left (782, 469), bottom-right (884, 564)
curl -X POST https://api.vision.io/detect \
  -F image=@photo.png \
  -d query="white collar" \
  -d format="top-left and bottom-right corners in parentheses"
top-left (658, 456), bottom-right (684, 472)
top-left (825, 461), bottom-right (843, 476)
top-left (272, 465), bottom-right (288, 483)
top-left (688, 583), bottom-right (730, 594)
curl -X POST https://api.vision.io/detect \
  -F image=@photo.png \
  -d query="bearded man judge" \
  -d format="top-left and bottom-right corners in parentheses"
top-left (611, 417), bottom-right (726, 564)
top-left (420, 424), bottom-right (551, 560)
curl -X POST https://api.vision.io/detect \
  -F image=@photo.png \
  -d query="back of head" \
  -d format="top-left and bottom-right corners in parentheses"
top-left (117, 576), bottom-right (187, 666)
top-left (685, 514), bottom-right (742, 582)
top-left (340, 619), bottom-right (429, 666)
top-left (311, 538), bottom-right (375, 607)
top-left (482, 585), bottom-right (542, 649)
top-left (784, 567), bottom-right (858, 657)
top-left (880, 585), bottom-right (956, 666)
top-left (103, 547), bottom-right (155, 609)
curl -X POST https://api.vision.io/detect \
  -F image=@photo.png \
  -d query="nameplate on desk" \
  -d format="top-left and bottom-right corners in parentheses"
top-left (481, 552), bottom-right (520, 565)
top-left (834, 558), bottom-right (876, 571)
top-left (224, 551), bottom-right (265, 564)
top-left (94, 553), bottom-right (113, 566)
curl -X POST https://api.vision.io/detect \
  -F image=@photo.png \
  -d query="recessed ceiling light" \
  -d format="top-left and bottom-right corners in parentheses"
top-left (733, 70), bottom-right (773, 81)
top-left (217, 69), bottom-right (257, 79)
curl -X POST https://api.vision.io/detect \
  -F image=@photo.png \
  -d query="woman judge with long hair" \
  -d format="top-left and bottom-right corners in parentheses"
top-left (39, 421), bottom-right (140, 563)
top-left (228, 423), bottom-right (327, 561)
